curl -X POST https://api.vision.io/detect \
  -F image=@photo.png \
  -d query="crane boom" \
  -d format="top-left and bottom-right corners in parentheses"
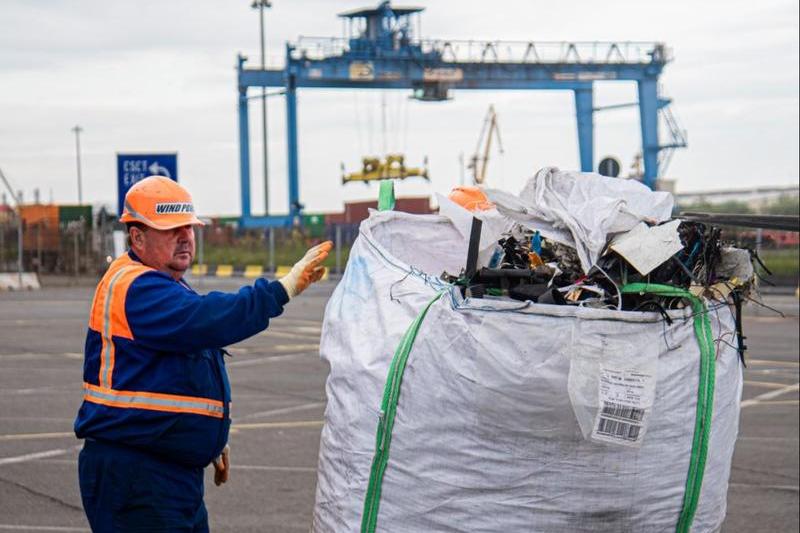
top-left (468, 105), bottom-right (504, 185)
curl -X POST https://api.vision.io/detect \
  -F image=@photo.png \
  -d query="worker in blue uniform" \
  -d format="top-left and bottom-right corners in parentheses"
top-left (74, 176), bottom-right (332, 532)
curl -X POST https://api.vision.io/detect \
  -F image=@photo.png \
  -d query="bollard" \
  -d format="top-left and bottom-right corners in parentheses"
top-left (269, 227), bottom-right (275, 273)
top-left (17, 210), bottom-right (22, 289)
top-left (74, 231), bottom-right (80, 277)
top-left (1, 222), bottom-right (5, 270)
top-left (197, 225), bottom-right (205, 289)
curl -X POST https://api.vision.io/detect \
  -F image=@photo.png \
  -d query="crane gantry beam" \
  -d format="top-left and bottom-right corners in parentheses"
top-left (236, 1), bottom-right (686, 227)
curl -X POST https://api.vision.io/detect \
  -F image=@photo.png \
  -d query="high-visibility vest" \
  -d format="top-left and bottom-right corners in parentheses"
top-left (75, 253), bottom-right (230, 467)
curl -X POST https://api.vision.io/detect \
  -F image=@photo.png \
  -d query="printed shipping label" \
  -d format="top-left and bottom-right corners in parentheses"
top-left (591, 368), bottom-right (654, 446)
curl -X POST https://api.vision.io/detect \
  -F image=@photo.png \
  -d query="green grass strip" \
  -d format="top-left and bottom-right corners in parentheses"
top-left (361, 292), bottom-right (444, 533)
top-left (621, 283), bottom-right (716, 533)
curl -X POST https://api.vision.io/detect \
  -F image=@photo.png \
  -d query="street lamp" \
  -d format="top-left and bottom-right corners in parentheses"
top-left (72, 125), bottom-right (84, 205)
top-left (0, 167), bottom-right (23, 287)
top-left (251, 0), bottom-right (272, 215)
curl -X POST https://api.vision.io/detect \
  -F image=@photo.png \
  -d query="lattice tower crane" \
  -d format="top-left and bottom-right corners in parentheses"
top-left (468, 105), bottom-right (504, 185)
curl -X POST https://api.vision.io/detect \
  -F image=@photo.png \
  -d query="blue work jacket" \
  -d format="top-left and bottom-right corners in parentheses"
top-left (74, 251), bottom-right (289, 467)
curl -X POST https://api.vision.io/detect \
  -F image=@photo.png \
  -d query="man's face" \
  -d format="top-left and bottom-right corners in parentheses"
top-left (130, 225), bottom-right (195, 280)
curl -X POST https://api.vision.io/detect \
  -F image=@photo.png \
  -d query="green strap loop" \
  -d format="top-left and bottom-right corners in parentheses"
top-left (621, 283), bottom-right (716, 533)
top-left (361, 292), bottom-right (443, 533)
top-left (378, 180), bottom-right (395, 211)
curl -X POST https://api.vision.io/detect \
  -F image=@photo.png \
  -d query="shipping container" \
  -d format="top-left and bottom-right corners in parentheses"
top-left (336, 196), bottom-right (433, 225)
top-left (20, 205), bottom-right (60, 253)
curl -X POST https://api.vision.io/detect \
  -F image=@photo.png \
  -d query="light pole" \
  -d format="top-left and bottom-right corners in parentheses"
top-left (252, 0), bottom-right (272, 215)
top-left (0, 167), bottom-right (23, 287)
top-left (72, 125), bottom-right (84, 204)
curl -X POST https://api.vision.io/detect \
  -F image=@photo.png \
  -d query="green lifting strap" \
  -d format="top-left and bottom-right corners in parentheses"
top-left (621, 283), bottom-right (716, 533)
top-left (361, 292), bottom-right (444, 533)
top-left (378, 180), bottom-right (395, 211)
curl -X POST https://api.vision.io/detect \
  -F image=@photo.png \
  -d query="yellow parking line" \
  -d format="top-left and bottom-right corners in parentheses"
top-left (216, 265), bottom-right (233, 277)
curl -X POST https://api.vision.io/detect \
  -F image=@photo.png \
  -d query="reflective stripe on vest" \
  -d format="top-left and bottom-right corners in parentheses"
top-left (98, 266), bottom-right (129, 388)
top-left (83, 383), bottom-right (225, 418)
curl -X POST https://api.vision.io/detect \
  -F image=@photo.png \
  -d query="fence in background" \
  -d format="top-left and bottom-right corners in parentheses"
top-left (0, 219), bottom-right (361, 278)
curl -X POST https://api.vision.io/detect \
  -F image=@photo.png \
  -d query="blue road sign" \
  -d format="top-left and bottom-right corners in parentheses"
top-left (117, 153), bottom-right (178, 215)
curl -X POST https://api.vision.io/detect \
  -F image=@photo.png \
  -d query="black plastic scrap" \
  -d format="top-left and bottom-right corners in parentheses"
top-left (440, 215), bottom-right (777, 360)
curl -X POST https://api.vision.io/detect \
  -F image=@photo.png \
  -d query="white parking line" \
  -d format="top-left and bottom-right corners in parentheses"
top-left (0, 432), bottom-right (74, 442)
top-left (231, 464), bottom-right (316, 473)
top-left (729, 482), bottom-right (799, 492)
top-left (0, 446), bottom-right (80, 466)
top-left (741, 383), bottom-right (799, 408)
top-left (0, 385), bottom-right (76, 395)
top-left (233, 420), bottom-right (323, 430)
top-left (737, 436), bottom-right (799, 442)
top-left (261, 327), bottom-right (321, 337)
top-left (0, 526), bottom-right (89, 532)
top-left (226, 353), bottom-right (313, 368)
top-left (0, 419), bottom-right (323, 443)
top-left (266, 330), bottom-right (322, 340)
top-left (237, 401), bottom-right (325, 421)
top-left (744, 380), bottom-right (798, 390)
top-left (748, 359), bottom-right (800, 367)
top-left (266, 343), bottom-right (320, 352)
top-left (275, 318), bottom-right (323, 326)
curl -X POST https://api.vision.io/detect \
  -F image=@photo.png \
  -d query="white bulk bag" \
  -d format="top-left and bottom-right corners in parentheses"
top-left (313, 210), bottom-right (742, 533)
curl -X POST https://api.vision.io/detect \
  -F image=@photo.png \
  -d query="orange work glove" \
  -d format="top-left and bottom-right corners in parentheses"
top-left (213, 444), bottom-right (230, 486)
top-left (279, 241), bottom-right (333, 298)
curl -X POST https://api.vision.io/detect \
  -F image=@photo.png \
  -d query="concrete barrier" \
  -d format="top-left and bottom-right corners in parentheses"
top-left (0, 272), bottom-right (41, 291)
top-left (184, 264), bottom-right (329, 281)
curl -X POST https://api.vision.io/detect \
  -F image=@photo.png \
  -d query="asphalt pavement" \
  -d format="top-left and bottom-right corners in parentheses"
top-left (0, 277), bottom-right (797, 532)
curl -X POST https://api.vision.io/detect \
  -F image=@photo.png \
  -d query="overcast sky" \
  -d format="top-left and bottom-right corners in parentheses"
top-left (1, 0), bottom-right (797, 216)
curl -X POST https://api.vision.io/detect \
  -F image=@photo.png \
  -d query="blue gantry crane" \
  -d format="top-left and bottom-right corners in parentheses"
top-left (236, 1), bottom-right (687, 227)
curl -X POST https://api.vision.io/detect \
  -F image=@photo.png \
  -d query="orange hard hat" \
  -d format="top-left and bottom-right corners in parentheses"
top-left (447, 186), bottom-right (494, 212)
top-left (119, 176), bottom-right (204, 230)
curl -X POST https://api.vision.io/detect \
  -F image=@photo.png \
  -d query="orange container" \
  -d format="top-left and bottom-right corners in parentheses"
top-left (20, 204), bottom-right (59, 226)
top-left (21, 205), bottom-right (60, 252)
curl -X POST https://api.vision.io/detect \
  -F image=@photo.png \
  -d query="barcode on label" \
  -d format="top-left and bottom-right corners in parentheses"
top-left (601, 401), bottom-right (645, 422)
top-left (596, 417), bottom-right (641, 441)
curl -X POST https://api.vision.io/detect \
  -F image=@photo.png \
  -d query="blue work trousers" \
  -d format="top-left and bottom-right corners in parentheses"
top-left (78, 439), bottom-right (209, 532)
